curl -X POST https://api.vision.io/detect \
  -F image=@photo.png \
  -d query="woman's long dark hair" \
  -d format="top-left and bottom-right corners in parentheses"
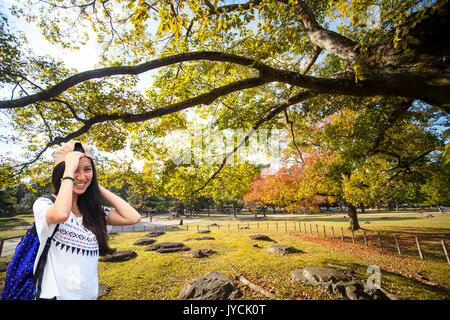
top-left (51, 159), bottom-right (115, 256)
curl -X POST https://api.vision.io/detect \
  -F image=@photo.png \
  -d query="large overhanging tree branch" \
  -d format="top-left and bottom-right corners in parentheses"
top-left (10, 75), bottom-right (269, 169)
top-left (1, 2), bottom-right (449, 112)
top-left (208, 0), bottom-right (450, 107)
top-left (1, 49), bottom-right (449, 110)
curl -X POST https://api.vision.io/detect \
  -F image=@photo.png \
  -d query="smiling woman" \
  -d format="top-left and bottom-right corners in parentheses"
top-left (30, 140), bottom-right (141, 300)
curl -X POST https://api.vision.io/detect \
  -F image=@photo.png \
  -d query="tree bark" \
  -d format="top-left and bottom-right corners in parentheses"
top-left (347, 203), bottom-right (360, 231)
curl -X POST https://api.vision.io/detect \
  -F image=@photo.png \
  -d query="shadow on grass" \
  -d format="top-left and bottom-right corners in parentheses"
top-left (0, 217), bottom-right (33, 234)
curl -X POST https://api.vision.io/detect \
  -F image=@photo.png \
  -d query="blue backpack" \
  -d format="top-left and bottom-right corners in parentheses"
top-left (1, 194), bottom-right (59, 300)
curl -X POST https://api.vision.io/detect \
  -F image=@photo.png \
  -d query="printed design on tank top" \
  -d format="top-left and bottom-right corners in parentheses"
top-left (52, 215), bottom-right (99, 257)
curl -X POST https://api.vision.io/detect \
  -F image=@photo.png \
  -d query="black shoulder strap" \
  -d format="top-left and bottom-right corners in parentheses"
top-left (33, 194), bottom-right (59, 299)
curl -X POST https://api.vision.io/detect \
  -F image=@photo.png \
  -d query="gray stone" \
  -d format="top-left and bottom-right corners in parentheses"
top-left (302, 266), bottom-right (354, 285)
top-left (146, 242), bottom-right (190, 253)
top-left (97, 283), bottom-right (111, 299)
top-left (291, 266), bottom-right (389, 300)
top-left (266, 244), bottom-right (303, 255)
top-left (185, 236), bottom-right (215, 241)
top-left (198, 230), bottom-right (211, 234)
top-left (196, 236), bottom-right (215, 240)
top-left (189, 249), bottom-right (218, 258)
top-left (99, 250), bottom-right (138, 262)
top-left (133, 238), bottom-right (157, 246)
top-left (178, 271), bottom-right (242, 300)
top-left (158, 246), bottom-right (191, 253)
top-left (250, 235), bottom-right (276, 242)
top-left (146, 231), bottom-right (165, 237)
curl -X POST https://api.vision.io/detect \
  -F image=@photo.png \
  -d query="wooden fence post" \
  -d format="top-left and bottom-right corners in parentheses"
top-left (315, 224), bottom-right (319, 236)
top-left (304, 223), bottom-right (307, 234)
top-left (394, 235), bottom-right (401, 255)
top-left (340, 227), bottom-right (344, 242)
top-left (441, 240), bottom-right (450, 265)
top-left (415, 237), bottom-right (424, 260)
top-left (285, 222), bottom-right (287, 232)
top-left (0, 239), bottom-right (4, 257)
top-left (351, 229), bottom-right (355, 244)
top-left (331, 226), bottom-right (335, 240)
top-left (323, 225), bottom-right (326, 238)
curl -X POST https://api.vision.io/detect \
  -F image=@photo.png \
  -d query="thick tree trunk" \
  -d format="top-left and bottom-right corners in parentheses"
top-left (347, 203), bottom-right (361, 231)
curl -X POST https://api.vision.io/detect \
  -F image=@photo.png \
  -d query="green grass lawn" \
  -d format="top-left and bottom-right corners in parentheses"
top-left (96, 226), bottom-right (449, 300)
top-left (0, 213), bottom-right (34, 239)
top-left (1, 212), bottom-right (449, 300)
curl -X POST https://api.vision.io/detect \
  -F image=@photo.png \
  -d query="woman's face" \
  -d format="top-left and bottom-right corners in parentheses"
top-left (73, 157), bottom-right (93, 195)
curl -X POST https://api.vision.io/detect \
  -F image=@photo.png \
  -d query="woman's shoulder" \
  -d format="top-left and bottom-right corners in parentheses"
top-left (33, 194), bottom-right (56, 208)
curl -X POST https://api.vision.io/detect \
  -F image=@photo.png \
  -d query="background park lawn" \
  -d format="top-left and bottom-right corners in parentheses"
top-left (2, 211), bottom-right (448, 300)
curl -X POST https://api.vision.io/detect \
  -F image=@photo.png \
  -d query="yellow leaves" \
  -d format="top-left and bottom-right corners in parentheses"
top-left (156, 10), bottom-right (188, 41)
top-left (130, 3), bottom-right (149, 26)
top-left (352, 63), bottom-right (365, 83)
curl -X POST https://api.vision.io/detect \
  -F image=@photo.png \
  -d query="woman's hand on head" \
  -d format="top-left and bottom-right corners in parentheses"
top-left (64, 151), bottom-right (86, 176)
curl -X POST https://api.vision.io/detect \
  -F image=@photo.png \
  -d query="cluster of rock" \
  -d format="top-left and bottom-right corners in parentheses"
top-left (250, 234), bottom-right (303, 255)
top-left (146, 231), bottom-right (166, 237)
top-left (130, 229), bottom-right (219, 255)
top-left (146, 242), bottom-right (190, 253)
top-left (185, 236), bottom-right (215, 241)
top-left (178, 271), bottom-right (242, 300)
top-left (250, 234), bottom-right (276, 242)
top-left (266, 244), bottom-right (303, 255)
top-left (291, 266), bottom-right (389, 300)
top-left (189, 249), bottom-right (218, 258)
top-left (133, 238), bottom-right (156, 246)
top-left (99, 250), bottom-right (138, 262)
